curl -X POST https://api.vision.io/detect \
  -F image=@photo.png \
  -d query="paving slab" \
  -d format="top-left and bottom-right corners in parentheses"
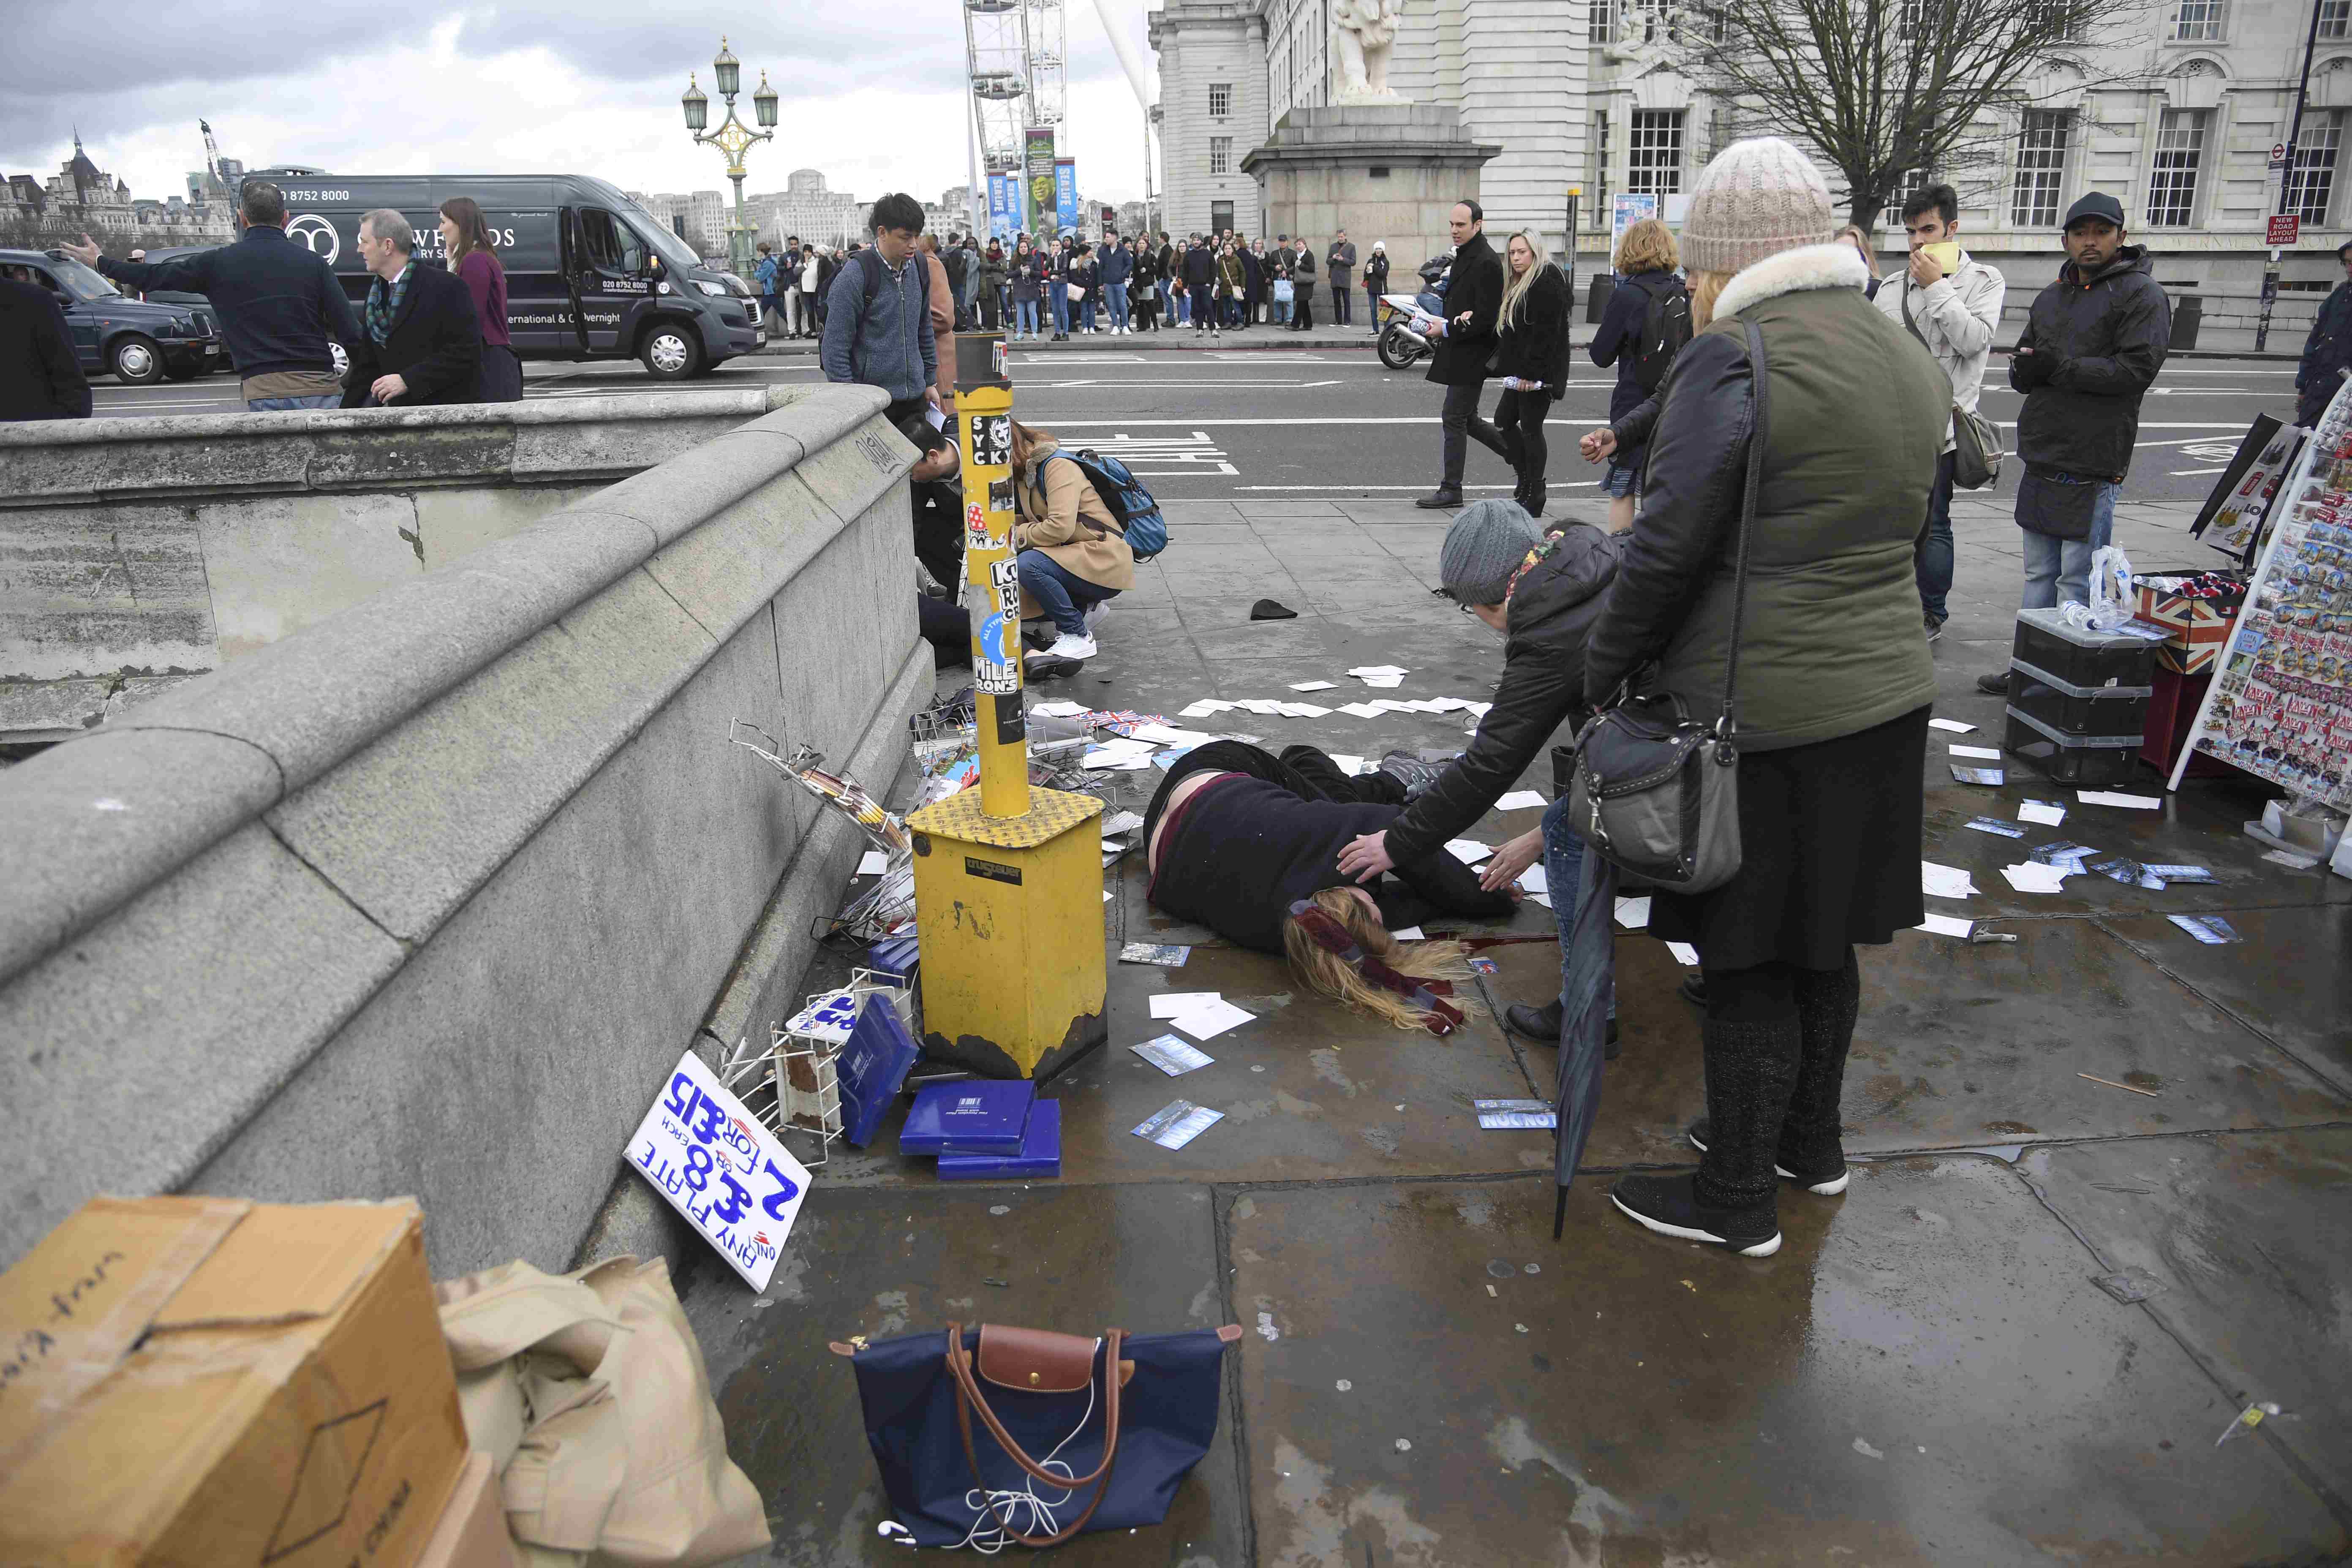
top-left (2022, 1129), bottom-right (2352, 1510)
top-left (1225, 1165), bottom-right (2347, 1567)
top-left (698, 1183), bottom-right (1249, 1568)
top-left (2095, 904), bottom-right (2352, 1092)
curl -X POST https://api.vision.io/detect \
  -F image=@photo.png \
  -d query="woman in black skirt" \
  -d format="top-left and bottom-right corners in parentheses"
top-left (1582, 136), bottom-right (1949, 1257)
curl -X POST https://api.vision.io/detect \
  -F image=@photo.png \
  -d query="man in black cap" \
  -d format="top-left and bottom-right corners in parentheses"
top-left (2297, 238), bottom-right (2352, 430)
top-left (1976, 191), bottom-right (2170, 696)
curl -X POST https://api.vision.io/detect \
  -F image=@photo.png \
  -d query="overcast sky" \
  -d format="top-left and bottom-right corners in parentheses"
top-left (1, 0), bottom-right (1159, 214)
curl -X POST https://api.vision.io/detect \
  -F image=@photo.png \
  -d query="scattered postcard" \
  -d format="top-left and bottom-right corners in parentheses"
top-left (1664, 941), bottom-right (1701, 966)
top-left (1134, 1100), bottom-right (1224, 1149)
top-left (1119, 943), bottom-right (1191, 967)
top-left (1964, 817), bottom-right (2026, 838)
top-left (1279, 703), bottom-right (1333, 718)
top-left (2262, 848), bottom-right (2320, 870)
top-left (1916, 913), bottom-right (1975, 938)
top-left (2144, 864), bottom-right (2214, 882)
top-left (1032, 700), bottom-right (1087, 718)
top-left (1389, 926), bottom-right (1426, 941)
top-left (1168, 997), bottom-right (1255, 1040)
top-left (1148, 991), bottom-right (1220, 1018)
top-left (1131, 1035), bottom-right (1215, 1076)
top-left (1614, 896), bottom-right (1651, 929)
top-left (1347, 665), bottom-right (1409, 678)
top-left (1178, 699), bottom-right (1236, 718)
top-left (1131, 723), bottom-right (1219, 747)
top-left (1951, 765), bottom-right (2006, 785)
top-left (1479, 1109), bottom-right (1559, 1130)
top-left (1949, 744), bottom-right (2004, 760)
top-left (2080, 790), bottom-right (2162, 809)
top-left (1328, 754), bottom-right (1367, 775)
top-left (1528, 892), bottom-right (1553, 908)
top-left (1362, 675), bottom-right (1405, 689)
top-left (1519, 865), bottom-right (1549, 895)
top-left (1928, 717), bottom-right (1977, 733)
top-left (1494, 790), bottom-right (1549, 811)
top-left (1445, 839), bottom-right (1492, 864)
top-left (1289, 680), bottom-right (1338, 692)
top-left (1337, 702), bottom-right (1386, 719)
top-left (2001, 863), bottom-right (2071, 894)
top-left (1922, 861), bottom-right (1979, 899)
top-left (857, 850), bottom-right (889, 875)
top-left (2019, 799), bottom-right (2068, 827)
top-left (2169, 914), bottom-right (2243, 945)
top-left (1475, 1098), bottom-right (1550, 1112)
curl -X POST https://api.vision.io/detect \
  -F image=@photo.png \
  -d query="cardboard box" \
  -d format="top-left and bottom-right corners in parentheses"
top-left (2135, 582), bottom-right (2243, 674)
top-left (413, 1453), bottom-right (521, 1568)
top-left (0, 1197), bottom-right (467, 1568)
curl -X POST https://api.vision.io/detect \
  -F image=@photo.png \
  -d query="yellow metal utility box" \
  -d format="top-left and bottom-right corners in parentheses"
top-left (906, 784), bottom-right (1108, 1078)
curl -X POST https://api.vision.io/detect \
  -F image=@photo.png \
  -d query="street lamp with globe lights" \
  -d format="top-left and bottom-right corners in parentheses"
top-left (681, 37), bottom-right (778, 277)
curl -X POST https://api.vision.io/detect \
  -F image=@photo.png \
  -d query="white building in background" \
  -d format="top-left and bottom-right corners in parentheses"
top-left (1152, 0), bottom-right (2352, 326)
top-left (765, 169), bottom-right (865, 249)
top-left (627, 190), bottom-right (728, 257)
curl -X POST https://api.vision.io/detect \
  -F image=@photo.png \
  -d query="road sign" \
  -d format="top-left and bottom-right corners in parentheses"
top-left (2270, 142), bottom-right (2289, 169)
top-left (2269, 215), bottom-right (2301, 246)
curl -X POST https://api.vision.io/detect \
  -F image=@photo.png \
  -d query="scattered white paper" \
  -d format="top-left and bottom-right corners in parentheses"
top-left (1104, 890), bottom-right (1114, 902)
top-left (1389, 926), bottom-right (1426, 941)
top-left (1426, 697), bottom-right (1480, 712)
top-left (1149, 991), bottom-right (1219, 1020)
top-left (1401, 700), bottom-right (1448, 714)
top-left (1177, 700), bottom-right (1233, 719)
top-left (2001, 863), bottom-right (2072, 894)
top-left (2018, 799), bottom-right (2068, 826)
top-left (1234, 698), bottom-right (1286, 715)
top-left (2080, 790), bottom-right (2162, 810)
top-left (1528, 892), bottom-right (1553, 908)
top-left (1928, 717), bottom-right (1977, 734)
top-left (1337, 702), bottom-right (1386, 719)
top-left (1518, 865), bottom-right (1549, 896)
top-left (1664, 941), bottom-right (1701, 966)
top-left (1101, 810), bottom-right (1144, 836)
top-left (1327, 754), bottom-right (1366, 776)
top-left (1921, 861), bottom-right (1979, 900)
top-left (1082, 751), bottom-right (1154, 771)
top-left (1466, 703), bottom-right (1492, 719)
top-left (1367, 700), bottom-right (1414, 713)
top-left (1130, 723), bottom-right (1218, 747)
top-left (1494, 790), bottom-right (1549, 811)
top-left (1032, 700), bottom-right (1087, 718)
top-left (2263, 847), bottom-right (2321, 870)
top-left (1170, 997), bottom-right (1255, 1040)
top-left (1279, 703), bottom-right (1332, 718)
top-left (857, 850), bottom-right (887, 876)
top-left (1289, 680), bottom-right (1338, 692)
top-left (1361, 675), bottom-right (1405, 689)
top-left (1614, 896), bottom-right (1651, 929)
top-left (1949, 744), bottom-right (2004, 760)
top-left (1348, 665), bottom-right (1409, 678)
top-left (1916, 913), bottom-right (1975, 939)
top-left (1445, 839), bottom-right (1492, 864)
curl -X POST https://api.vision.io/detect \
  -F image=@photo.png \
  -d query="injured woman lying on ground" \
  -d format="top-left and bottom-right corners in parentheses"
top-left (1141, 740), bottom-right (1520, 1033)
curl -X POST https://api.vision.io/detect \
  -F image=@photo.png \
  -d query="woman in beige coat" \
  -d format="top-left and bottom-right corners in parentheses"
top-left (1011, 421), bottom-right (1136, 660)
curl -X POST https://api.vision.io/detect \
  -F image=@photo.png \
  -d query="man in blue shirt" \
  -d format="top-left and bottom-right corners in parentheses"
top-left (819, 193), bottom-right (940, 428)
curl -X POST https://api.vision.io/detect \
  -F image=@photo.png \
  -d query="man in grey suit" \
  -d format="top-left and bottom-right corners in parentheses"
top-left (1326, 229), bottom-right (1358, 327)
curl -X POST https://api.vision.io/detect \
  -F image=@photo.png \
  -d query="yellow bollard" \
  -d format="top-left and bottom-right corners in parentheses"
top-left (904, 332), bottom-right (1108, 1079)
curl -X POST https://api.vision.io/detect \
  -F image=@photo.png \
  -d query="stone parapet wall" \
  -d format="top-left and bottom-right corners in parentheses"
top-left (0, 384), bottom-right (932, 1276)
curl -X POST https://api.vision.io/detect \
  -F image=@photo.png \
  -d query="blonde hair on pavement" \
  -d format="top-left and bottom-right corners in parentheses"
top-left (1281, 888), bottom-right (1476, 1032)
top-left (1613, 217), bottom-right (1679, 277)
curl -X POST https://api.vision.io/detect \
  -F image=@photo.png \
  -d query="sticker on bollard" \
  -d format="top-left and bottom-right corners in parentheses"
top-left (627, 1049), bottom-right (811, 1291)
top-left (971, 413), bottom-right (1011, 466)
top-left (975, 657), bottom-right (1021, 695)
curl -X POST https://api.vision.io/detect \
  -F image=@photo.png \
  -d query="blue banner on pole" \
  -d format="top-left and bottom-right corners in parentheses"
top-left (986, 174), bottom-right (1016, 241)
top-left (1054, 159), bottom-right (1078, 239)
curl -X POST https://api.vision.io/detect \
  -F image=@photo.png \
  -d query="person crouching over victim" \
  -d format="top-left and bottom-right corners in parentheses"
top-left (1142, 740), bottom-right (1516, 1032)
top-left (1011, 421), bottom-right (1134, 662)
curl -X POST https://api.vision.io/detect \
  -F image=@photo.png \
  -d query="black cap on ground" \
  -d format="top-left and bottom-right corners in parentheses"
top-left (1250, 599), bottom-right (1299, 620)
top-left (2063, 192), bottom-right (2126, 230)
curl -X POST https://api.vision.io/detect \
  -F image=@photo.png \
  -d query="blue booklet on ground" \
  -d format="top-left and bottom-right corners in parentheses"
top-left (837, 995), bottom-right (921, 1149)
top-left (939, 1100), bottom-right (1062, 1180)
top-left (900, 1079), bottom-right (1037, 1154)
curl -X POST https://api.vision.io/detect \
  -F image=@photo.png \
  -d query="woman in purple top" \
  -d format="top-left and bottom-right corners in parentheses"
top-left (438, 196), bottom-right (520, 402)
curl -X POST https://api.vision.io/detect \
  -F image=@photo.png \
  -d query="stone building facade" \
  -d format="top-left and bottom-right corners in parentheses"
top-left (1153, 0), bottom-right (2352, 329)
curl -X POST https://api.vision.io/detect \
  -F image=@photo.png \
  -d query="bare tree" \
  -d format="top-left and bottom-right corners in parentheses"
top-left (1685, 0), bottom-right (2151, 236)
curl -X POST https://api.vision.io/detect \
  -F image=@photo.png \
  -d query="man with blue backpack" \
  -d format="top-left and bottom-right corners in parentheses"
top-left (1009, 419), bottom-right (1169, 662)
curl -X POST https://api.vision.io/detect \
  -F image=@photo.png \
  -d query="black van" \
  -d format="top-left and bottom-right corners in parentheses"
top-left (258, 173), bottom-right (764, 379)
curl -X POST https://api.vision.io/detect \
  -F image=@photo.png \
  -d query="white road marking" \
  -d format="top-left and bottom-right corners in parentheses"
top-left (2169, 468), bottom-right (2227, 476)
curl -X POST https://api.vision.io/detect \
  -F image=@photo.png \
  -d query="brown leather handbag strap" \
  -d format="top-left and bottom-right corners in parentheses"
top-left (946, 1322), bottom-right (1125, 1548)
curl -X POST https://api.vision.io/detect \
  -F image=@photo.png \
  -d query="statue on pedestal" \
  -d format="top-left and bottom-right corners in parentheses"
top-left (1331, 0), bottom-right (1406, 103)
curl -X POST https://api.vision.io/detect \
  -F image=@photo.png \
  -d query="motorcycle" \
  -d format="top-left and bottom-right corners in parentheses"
top-left (1375, 255), bottom-right (1452, 371)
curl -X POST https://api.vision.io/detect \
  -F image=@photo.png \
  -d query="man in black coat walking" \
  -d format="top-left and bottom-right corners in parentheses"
top-left (342, 208), bottom-right (483, 408)
top-left (0, 272), bottom-right (92, 421)
top-left (1418, 201), bottom-right (1510, 508)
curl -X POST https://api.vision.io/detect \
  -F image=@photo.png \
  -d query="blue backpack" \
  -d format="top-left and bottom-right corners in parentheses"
top-left (1052, 449), bottom-right (1169, 563)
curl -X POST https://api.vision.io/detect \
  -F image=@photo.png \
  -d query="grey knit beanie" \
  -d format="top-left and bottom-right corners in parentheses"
top-left (1438, 499), bottom-right (1544, 607)
top-left (1678, 136), bottom-right (1836, 277)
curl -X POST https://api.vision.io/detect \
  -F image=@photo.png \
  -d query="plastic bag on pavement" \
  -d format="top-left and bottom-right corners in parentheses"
top-left (436, 1255), bottom-right (771, 1568)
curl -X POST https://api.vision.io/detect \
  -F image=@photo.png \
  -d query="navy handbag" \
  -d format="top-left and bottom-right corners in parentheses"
top-left (831, 1320), bottom-right (1241, 1549)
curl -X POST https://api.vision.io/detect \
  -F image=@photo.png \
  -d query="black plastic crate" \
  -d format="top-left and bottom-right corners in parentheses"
top-left (2003, 705), bottom-right (2145, 786)
top-left (2009, 667), bottom-right (2150, 744)
top-left (2009, 607), bottom-right (2160, 697)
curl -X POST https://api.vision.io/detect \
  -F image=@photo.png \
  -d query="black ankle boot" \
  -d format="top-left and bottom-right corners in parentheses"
top-left (1690, 1013), bottom-right (1801, 1220)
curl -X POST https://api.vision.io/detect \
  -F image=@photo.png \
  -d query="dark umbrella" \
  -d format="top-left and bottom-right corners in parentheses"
top-left (1553, 838), bottom-right (1617, 1239)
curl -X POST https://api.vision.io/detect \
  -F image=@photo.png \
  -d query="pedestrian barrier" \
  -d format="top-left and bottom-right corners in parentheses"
top-left (0, 383), bottom-right (934, 1277)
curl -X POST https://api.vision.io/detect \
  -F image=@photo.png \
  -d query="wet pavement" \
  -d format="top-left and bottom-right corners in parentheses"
top-left (687, 496), bottom-right (2352, 1564)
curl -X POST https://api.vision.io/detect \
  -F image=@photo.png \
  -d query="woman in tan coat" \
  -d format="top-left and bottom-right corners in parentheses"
top-left (1011, 421), bottom-right (1136, 660)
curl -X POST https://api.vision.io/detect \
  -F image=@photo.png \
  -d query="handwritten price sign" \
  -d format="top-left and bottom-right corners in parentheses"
top-left (627, 1050), bottom-right (812, 1291)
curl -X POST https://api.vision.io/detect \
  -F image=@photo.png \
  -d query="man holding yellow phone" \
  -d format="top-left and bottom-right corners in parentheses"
top-left (1876, 183), bottom-right (2006, 642)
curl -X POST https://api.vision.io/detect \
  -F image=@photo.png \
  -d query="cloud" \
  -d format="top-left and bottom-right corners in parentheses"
top-left (1, 0), bottom-right (1157, 209)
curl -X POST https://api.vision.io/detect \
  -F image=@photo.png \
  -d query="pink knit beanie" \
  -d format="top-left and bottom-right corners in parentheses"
top-left (1677, 136), bottom-right (1836, 276)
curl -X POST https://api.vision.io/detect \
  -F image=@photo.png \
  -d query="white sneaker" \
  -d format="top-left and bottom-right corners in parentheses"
top-left (1043, 632), bottom-right (1097, 660)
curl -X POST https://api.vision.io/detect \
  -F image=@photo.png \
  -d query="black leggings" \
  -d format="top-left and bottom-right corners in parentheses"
top-left (1493, 389), bottom-right (1549, 487)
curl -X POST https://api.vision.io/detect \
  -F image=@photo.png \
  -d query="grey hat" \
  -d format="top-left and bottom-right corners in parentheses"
top-left (1679, 136), bottom-right (1836, 276)
top-left (1438, 499), bottom-right (1544, 607)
